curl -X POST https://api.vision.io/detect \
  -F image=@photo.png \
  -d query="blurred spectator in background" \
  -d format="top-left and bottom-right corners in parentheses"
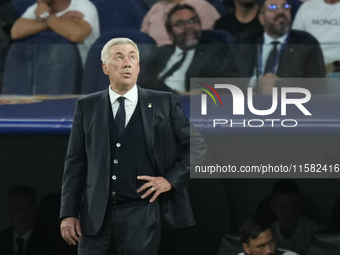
top-left (270, 180), bottom-right (325, 255)
top-left (326, 60), bottom-right (340, 78)
top-left (0, 185), bottom-right (41, 255)
top-left (240, 217), bottom-right (298, 255)
top-left (140, 4), bottom-right (226, 94)
top-left (292, 0), bottom-right (340, 67)
top-left (221, 0), bottom-right (324, 94)
top-left (10, 0), bottom-right (99, 64)
top-left (328, 197), bottom-right (340, 230)
top-left (141, 0), bottom-right (220, 46)
top-left (0, 0), bottom-right (19, 92)
top-left (214, 0), bottom-right (262, 36)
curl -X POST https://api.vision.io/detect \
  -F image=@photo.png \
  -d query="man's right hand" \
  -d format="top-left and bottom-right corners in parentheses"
top-left (259, 72), bottom-right (280, 95)
top-left (60, 217), bottom-right (82, 245)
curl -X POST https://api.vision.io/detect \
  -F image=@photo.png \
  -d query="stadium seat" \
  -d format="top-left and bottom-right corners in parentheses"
top-left (3, 31), bottom-right (83, 94)
top-left (92, 0), bottom-right (148, 33)
top-left (217, 233), bottom-right (244, 255)
top-left (201, 29), bottom-right (234, 45)
top-left (307, 230), bottom-right (340, 255)
top-left (11, 0), bottom-right (35, 16)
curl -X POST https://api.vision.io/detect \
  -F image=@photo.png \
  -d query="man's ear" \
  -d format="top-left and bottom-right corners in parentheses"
top-left (102, 62), bottom-right (108, 75)
top-left (242, 243), bottom-right (251, 255)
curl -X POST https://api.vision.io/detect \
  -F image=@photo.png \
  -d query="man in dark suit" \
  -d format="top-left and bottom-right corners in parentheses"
top-left (0, 185), bottom-right (42, 255)
top-left (59, 37), bottom-right (207, 255)
top-left (222, 0), bottom-right (325, 94)
top-left (140, 4), bottom-right (227, 94)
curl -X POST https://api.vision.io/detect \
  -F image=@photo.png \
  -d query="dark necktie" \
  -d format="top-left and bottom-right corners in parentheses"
top-left (160, 51), bottom-right (187, 82)
top-left (16, 238), bottom-right (24, 255)
top-left (264, 41), bottom-right (279, 74)
top-left (115, 97), bottom-right (126, 137)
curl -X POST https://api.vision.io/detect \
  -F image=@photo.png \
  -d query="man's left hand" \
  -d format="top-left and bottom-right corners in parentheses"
top-left (137, 176), bottom-right (172, 203)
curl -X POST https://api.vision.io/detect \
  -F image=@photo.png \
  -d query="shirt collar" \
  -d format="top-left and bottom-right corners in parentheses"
top-left (109, 84), bottom-right (138, 104)
top-left (174, 46), bottom-right (195, 56)
top-left (13, 227), bottom-right (33, 241)
top-left (263, 32), bottom-right (289, 45)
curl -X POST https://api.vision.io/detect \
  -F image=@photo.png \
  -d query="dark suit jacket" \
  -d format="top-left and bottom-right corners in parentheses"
top-left (222, 29), bottom-right (325, 78)
top-left (0, 227), bottom-right (43, 255)
top-left (140, 42), bottom-right (228, 92)
top-left (60, 86), bottom-right (207, 235)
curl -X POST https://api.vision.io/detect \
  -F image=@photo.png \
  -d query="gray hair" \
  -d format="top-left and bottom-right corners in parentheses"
top-left (101, 38), bottom-right (140, 63)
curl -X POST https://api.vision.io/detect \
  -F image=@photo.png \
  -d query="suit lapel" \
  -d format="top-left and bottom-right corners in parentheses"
top-left (95, 89), bottom-right (111, 167)
top-left (137, 86), bottom-right (156, 170)
top-left (277, 33), bottom-right (293, 77)
top-left (185, 45), bottom-right (205, 91)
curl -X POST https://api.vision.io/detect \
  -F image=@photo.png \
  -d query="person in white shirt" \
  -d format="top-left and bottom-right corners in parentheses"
top-left (292, 0), bottom-right (340, 66)
top-left (10, 0), bottom-right (99, 64)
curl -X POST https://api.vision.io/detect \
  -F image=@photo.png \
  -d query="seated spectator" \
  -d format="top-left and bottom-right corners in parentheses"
top-left (270, 180), bottom-right (325, 255)
top-left (10, 0), bottom-right (99, 64)
top-left (141, 0), bottom-right (220, 46)
top-left (0, 185), bottom-right (42, 255)
top-left (214, 0), bottom-right (262, 36)
top-left (221, 0), bottom-right (325, 94)
top-left (140, 4), bottom-right (227, 94)
top-left (292, 0), bottom-right (340, 66)
top-left (239, 217), bottom-right (298, 255)
top-left (326, 60), bottom-right (340, 77)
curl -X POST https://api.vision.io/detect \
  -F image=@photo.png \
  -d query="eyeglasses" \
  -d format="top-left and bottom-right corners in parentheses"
top-left (266, 4), bottom-right (291, 11)
top-left (171, 17), bottom-right (200, 28)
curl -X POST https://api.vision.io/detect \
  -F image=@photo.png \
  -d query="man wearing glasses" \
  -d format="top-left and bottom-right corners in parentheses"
top-left (140, 4), bottom-right (227, 94)
top-left (222, 0), bottom-right (325, 94)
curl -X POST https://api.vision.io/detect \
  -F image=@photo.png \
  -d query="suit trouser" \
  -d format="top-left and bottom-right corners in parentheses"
top-left (78, 201), bottom-right (161, 255)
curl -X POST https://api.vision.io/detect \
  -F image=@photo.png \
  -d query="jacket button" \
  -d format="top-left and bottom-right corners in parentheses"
top-left (116, 143), bottom-right (121, 147)
top-left (113, 159), bottom-right (118, 164)
top-left (112, 175), bottom-right (117, 180)
top-left (112, 191), bottom-right (116, 197)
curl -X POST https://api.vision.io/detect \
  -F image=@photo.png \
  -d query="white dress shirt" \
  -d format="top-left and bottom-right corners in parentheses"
top-left (158, 46), bottom-right (195, 92)
top-left (108, 84), bottom-right (138, 127)
top-left (249, 32), bottom-right (289, 87)
top-left (260, 32), bottom-right (289, 75)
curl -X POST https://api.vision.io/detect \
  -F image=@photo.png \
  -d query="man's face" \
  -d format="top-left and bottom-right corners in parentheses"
top-left (8, 193), bottom-right (37, 232)
top-left (102, 43), bottom-right (140, 92)
top-left (259, 0), bottom-right (291, 38)
top-left (271, 193), bottom-right (301, 230)
top-left (243, 228), bottom-right (275, 255)
top-left (169, 9), bottom-right (201, 50)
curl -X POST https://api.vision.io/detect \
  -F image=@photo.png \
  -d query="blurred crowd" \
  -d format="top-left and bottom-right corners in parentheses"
top-left (0, 0), bottom-right (339, 95)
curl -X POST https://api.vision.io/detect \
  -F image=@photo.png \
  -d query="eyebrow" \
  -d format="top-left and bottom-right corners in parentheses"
top-left (114, 51), bottom-right (137, 56)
